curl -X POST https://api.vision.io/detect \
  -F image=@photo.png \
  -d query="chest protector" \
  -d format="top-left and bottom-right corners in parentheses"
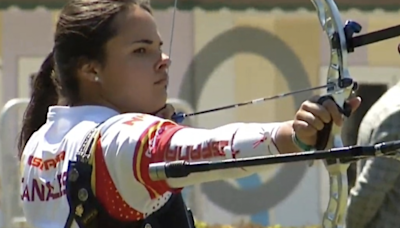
top-left (64, 124), bottom-right (195, 228)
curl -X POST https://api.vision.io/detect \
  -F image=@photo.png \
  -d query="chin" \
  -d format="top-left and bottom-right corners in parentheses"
top-left (160, 90), bottom-right (168, 100)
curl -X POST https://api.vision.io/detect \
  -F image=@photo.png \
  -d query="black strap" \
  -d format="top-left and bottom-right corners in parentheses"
top-left (64, 123), bottom-right (103, 228)
top-left (64, 122), bottom-right (195, 228)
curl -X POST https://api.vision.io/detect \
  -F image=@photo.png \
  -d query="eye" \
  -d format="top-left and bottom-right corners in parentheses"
top-left (133, 48), bottom-right (146, 54)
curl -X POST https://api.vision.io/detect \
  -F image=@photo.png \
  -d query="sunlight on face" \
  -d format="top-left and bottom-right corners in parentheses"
top-left (99, 5), bottom-right (170, 114)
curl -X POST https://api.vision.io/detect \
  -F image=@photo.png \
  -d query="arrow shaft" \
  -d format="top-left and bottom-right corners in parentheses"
top-left (176, 84), bottom-right (331, 120)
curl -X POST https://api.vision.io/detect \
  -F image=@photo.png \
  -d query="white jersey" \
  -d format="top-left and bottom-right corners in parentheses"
top-left (20, 105), bottom-right (282, 228)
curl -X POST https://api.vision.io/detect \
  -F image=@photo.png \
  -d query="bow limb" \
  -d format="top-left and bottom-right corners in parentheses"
top-left (312, 0), bottom-right (359, 227)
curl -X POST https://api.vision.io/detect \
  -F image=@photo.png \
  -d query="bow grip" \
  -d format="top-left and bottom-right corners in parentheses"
top-left (314, 96), bottom-right (352, 150)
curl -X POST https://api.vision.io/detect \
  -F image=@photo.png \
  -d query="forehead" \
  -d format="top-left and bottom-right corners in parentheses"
top-left (113, 5), bottom-right (160, 43)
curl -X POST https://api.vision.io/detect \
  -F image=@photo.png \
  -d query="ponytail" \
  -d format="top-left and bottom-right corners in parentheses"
top-left (17, 52), bottom-right (59, 158)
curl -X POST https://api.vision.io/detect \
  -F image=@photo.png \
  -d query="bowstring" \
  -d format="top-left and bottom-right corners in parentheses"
top-left (161, 0), bottom-right (177, 115)
top-left (168, 0), bottom-right (178, 65)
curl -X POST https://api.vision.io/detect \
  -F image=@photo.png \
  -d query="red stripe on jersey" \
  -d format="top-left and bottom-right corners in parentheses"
top-left (132, 121), bottom-right (184, 198)
top-left (93, 135), bottom-right (144, 221)
top-left (152, 121), bottom-right (185, 162)
top-left (153, 122), bottom-right (186, 192)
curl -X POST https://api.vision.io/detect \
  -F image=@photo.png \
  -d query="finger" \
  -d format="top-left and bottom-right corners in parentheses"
top-left (154, 106), bottom-right (167, 118)
top-left (301, 101), bottom-right (332, 124)
top-left (156, 104), bottom-right (175, 119)
top-left (347, 96), bottom-right (362, 113)
top-left (164, 104), bottom-right (175, 115)
top-left (321, 98), bottom-right (343, 126)
top-left (293, 119), bottom-right (318, 137)
top-left (296, 110), bottom-right (325, 131)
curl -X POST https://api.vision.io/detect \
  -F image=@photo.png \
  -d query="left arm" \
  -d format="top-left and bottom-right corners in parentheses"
top-left (157, 105), bottom-right (300, 154)
top-left (274, 120), bottom-right (300, 153)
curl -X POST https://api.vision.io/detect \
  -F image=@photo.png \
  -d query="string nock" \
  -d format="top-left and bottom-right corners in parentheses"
top-left (172, 112), bottom-right (186, 123)
top-left (344, 20), bottom-right (362, 53)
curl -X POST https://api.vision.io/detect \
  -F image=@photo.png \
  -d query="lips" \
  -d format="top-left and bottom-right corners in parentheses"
top-left (155, 77), bottom-right (168, 85)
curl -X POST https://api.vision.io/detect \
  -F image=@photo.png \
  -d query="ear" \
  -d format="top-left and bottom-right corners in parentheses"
top-left (76, 60), bottom-right (102, 83)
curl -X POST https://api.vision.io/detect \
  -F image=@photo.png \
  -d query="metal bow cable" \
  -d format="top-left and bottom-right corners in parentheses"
top-left (164, 0), bottom-right (400, 228)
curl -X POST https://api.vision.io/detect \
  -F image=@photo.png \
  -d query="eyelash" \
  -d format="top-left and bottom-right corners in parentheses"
top-left (133, 48), bottom-right (146, 54)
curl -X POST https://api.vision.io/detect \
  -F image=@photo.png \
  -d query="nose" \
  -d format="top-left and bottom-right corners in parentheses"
top-left (156, 53), bottom-right (171, 71)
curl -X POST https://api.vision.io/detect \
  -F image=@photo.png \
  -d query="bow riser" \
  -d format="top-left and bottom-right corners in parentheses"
top-left (312, 0), bottom-right (356, 227)
top-left (323, 160), bottom-right (349, 228)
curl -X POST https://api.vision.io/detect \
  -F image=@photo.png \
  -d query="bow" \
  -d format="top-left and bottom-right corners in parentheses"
top-left (311, 0), bottom-right (357, 227)
top-left (167, 0), bottom-right (400, 227)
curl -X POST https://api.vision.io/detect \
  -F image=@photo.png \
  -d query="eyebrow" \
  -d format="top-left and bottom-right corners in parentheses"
top-left (131, 39), bottom-right (163, 45)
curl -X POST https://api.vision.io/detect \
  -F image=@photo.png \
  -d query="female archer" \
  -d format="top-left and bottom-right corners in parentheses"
top-left (18, 0), bottom-right (361, 227)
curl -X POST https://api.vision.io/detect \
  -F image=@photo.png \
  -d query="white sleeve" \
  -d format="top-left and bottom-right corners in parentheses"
top-left (155, 121), bottom-right (282, 188)
top-left (99, 113), bottom-right (283, 213)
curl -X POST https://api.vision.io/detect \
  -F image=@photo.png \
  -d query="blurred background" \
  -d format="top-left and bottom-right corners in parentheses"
top-left (1, 0), bottom-right (400, 227)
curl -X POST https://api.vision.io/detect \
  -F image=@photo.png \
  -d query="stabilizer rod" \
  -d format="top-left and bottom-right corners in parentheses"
top-left (149, 140), bottom-right (400, 181)
top-left (349, 24), bottom-right (400, 51)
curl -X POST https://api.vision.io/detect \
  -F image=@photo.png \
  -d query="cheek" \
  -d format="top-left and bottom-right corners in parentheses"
top-left (103, 57), bottom-right (155, 93)
top-left (104, 61), bottom-right (140, 85)
top-left (114, 71), bottom-right (153, 96)
top-left (125, 62), bottom-right (155, 86)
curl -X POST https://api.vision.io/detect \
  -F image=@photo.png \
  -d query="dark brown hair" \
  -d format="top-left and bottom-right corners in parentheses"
top-left (17, 0), bottom-right (152, 157)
